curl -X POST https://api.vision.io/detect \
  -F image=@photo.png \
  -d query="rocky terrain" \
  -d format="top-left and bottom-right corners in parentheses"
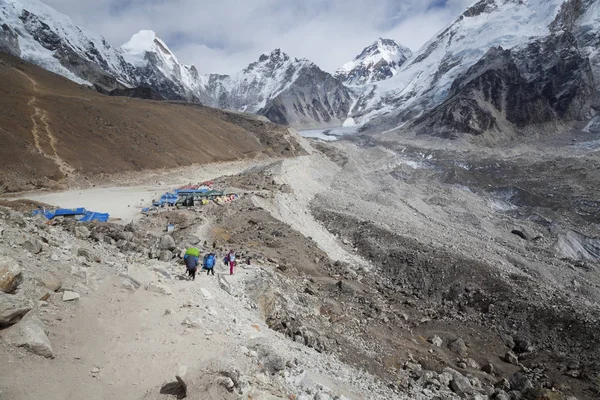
top-left (1, 132), bottom-right (599, 399)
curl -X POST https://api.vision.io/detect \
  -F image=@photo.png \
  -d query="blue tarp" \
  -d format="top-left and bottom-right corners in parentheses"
top-left (33, 208), bottom-right (109, 223)
top-left (79, 212), bottom-right (110, 223)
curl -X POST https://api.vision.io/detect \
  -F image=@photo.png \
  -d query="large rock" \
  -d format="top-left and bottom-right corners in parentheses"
top-left (504, 351), bottom-right (519, 366)
top-left (62, 291), bottom-right (80, 301)
top-left (509, 372), bottom-right (533, 392)
top-left (448, 338), bottom-right (469, 357)
top-left (22, 237), bottom-right (43, 254)
top-left (0, 257), bottom-right (22, 293)
top-left (146, 282), bottom-right (172, 295)
top-left (0, 293), bottom-right (31, 326)
top-left (0, 314), bottom-right (53, 358)
top-left (444, 368), bottom-right (476, 398)
top-left (75, 226), bottom-right (91, 239)
top-left (158, 235), bottom-right (176, 251)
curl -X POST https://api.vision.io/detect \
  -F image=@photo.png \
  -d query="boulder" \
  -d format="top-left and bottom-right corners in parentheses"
top-left (444, 368), bottom-right (476, 398)
top-left (200, 288), bottom-right (213, 300)
top-left (448, 338), bottom-right (469, 357)
top-left (160, 366), bottom-right (188, 398)
top-left (75, 226), bottom-right (91, 239)
top-left (0, 293), bottom-right (31, 326)
top-left (482, 363), bottom-right (495, 375)
top-left (513, 338), bottom-right (533, 354)
top-left (0, 258), bottom-right (22, 293)
top-left (218, 275), bottom-right (234, 295)
top-left (77, 248), bottom-right (94, 262)
top-left (509, 372), bottom-right (533, 392)
top-left (152, 266), bottom-right (172, 279)
top-left (39, 275), bottom-right (62, 292)
top-left (146, 282), bottom-right (172, 295)
top-left (158, 250), bottom-right (173, 262)
top-left (121, 277), bottom-right (140, 291)
top-left (22, 238), bottom-right (43, 254)
top-left (182, 314), bottom-right (202, 328)
top-left (428, 335), bottom-right (443, 347)
top-left (0, 314), bottom-right (53, 358)
top-left (158, 235), bottom-right (176, 251)
top-left (504, 351), bottom-right (519, 366)
top-left (62, 291), bottom-right (80, 301)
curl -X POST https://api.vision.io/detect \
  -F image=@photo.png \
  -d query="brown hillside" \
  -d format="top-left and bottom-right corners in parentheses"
top-left (0, 52), bottom-right (304, 193)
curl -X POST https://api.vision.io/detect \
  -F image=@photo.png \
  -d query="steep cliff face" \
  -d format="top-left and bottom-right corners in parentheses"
top-left (259, 63), bottom-right (353, 129)
top-left (413, 33), bottom-right (598, 137)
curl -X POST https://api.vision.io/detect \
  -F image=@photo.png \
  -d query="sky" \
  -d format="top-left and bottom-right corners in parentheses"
top-left (42, 0), bottom-right (475, 75)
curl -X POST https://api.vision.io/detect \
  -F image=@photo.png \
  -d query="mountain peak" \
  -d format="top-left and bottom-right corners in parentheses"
top-left (257, 48), bottom-right (290, 63)
top-left (122, 30), bottom-right (177, 67)
top-left (335, 38), bottom-right (412, 85)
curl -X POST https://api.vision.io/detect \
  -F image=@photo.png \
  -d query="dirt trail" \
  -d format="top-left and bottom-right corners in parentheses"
top-left (16, 68), bottom-right (75, 177)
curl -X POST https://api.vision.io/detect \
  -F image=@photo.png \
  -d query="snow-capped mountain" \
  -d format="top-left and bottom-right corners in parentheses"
top-left (335, 38), bottom-right (412, 85)
top-left (1, 0), bottom-right (598, 135)
top-left (200, 49), bottom-right (353, 128)
top-left (0, 0), bottom-right (133, 89)
top-left (355, 0), bottom-right (600, 134)
top-left (120, 30), bottom-right (203, 101)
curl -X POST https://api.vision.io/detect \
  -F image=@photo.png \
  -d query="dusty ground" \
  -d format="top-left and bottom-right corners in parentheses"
top-left (1, 131), bottom-right (599, 399)
top-left (0, 52), bottom-right (304, 194)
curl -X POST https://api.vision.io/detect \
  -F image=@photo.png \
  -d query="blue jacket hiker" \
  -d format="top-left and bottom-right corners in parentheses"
top-left (203, 253), bottom-right (216, 276)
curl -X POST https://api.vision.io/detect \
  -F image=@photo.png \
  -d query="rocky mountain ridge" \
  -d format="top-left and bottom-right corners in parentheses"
top-left (1, 0), bottom-right (599, 135)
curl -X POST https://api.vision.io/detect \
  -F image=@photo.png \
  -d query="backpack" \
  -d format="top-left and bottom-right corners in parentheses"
top-left (204, 254), bottom-right (215, 269)
top-left (223, 255), bottom-right (229, 266)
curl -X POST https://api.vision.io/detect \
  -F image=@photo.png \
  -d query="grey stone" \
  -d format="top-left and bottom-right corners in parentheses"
top-left (22, 238), bottom-right (43, 254)
top-left (482, 363), bottom-right (495, 375)
top-left (0, 293), bottom-right (32, 326)
top-left (0, 257), bottom-right (22, 293)
top-left (448, 338), bottom-right (469, 357)
top-left (0, 315), bottom-right (53, 358)
top-left (444, 368), bottom-right (476, 398)
top-left (509, 372), bottom-right (533, 392)
top-left (158, 235), bottom-right (176, 251)
top-left (493, 390), bottom-right (510, 400)
top-left (62, 291), bottom-right (80, 301)
top-left (218, 275), bottom-right (234, 295)
top-left (146, 282), bottom-right (172, 295)
top-left (216, 376), bottom-right (235, 392)
top-left (152, 266), bottom-right (172, 279)
top-left (77, 248), bottom-right (93, 262)
top-left (428, 335), bottom-right (443, 347)
top-left (75, 226), bottom-right (91, 239)
top-left (182, 314), bottom-right (202, 328)
top-left (158, 250), bottom-right (173, 262)
top-left (504, 351), bottom-right (519, 366)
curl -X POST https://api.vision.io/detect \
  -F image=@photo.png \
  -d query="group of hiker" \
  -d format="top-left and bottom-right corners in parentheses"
top-left (183, 248), bottom-right (249, 281)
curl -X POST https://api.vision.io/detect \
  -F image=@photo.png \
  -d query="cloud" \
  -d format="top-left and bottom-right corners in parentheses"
top-left (42, 0), bottom-right (475, 74)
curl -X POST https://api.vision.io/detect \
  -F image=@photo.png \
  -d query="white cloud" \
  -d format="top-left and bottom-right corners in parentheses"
top-left (41, 0), bottom-right (476, 74)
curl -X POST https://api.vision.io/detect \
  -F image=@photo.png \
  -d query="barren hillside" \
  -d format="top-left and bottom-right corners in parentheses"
top-left (0, 52), bottom-right (304, 193)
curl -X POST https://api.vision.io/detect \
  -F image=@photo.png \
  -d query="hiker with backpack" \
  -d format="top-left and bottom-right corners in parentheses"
top-left (226, 249), bottom-right (236, 275)
top-left (184, 247), bottom-right (200, 281)
top-left (203, 253), bottom-right (216, 276)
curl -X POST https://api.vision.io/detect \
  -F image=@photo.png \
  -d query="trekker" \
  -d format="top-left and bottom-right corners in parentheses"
top-left (228, 250), bottom-right (236, 275)
top-left (203, 253), bottom-right (216, 276)
top-left (184, 247), bottom-right (200, 281)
